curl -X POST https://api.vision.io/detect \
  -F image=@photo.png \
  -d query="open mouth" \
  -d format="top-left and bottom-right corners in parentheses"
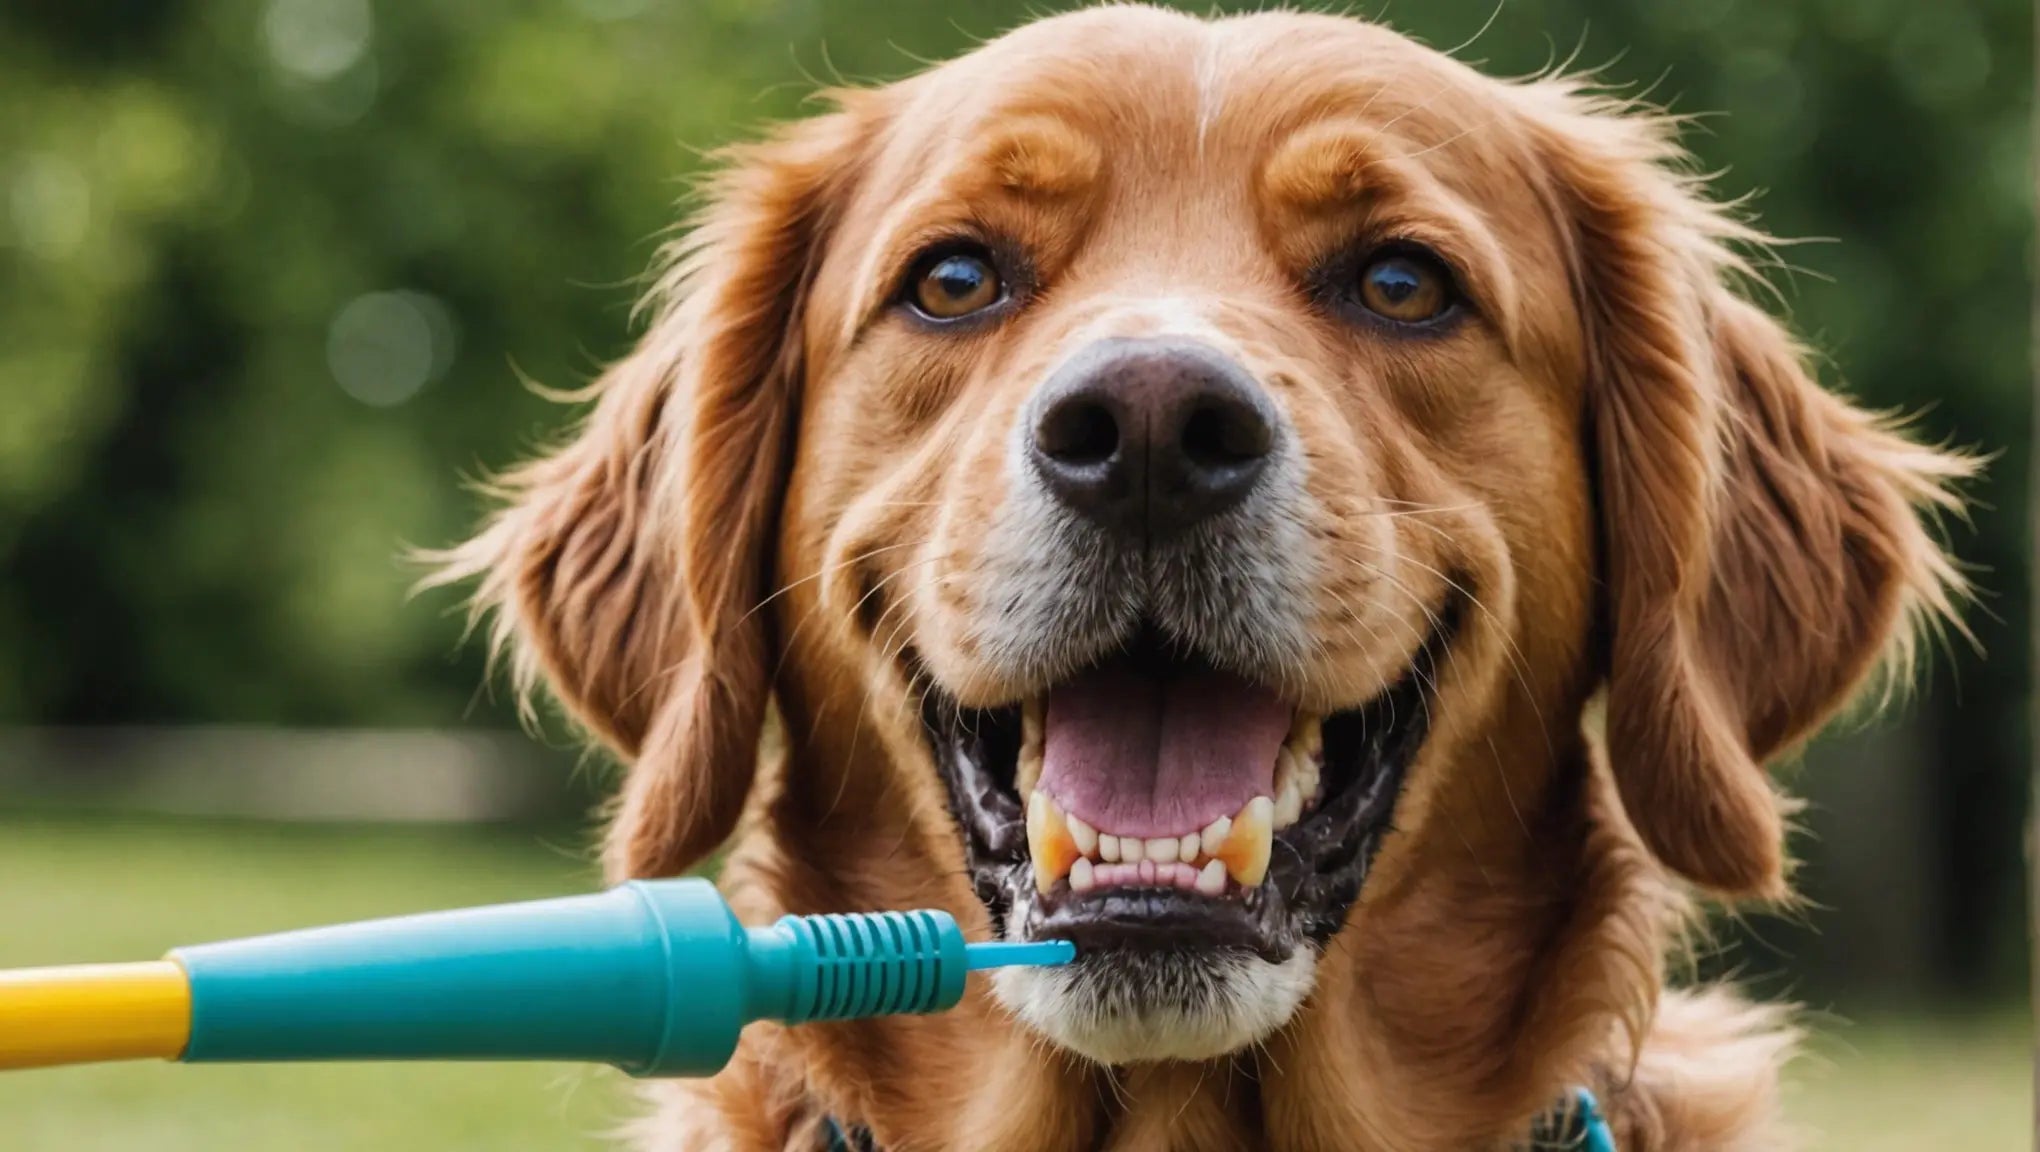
top-left (918, 600), bottom-right (1457, 964)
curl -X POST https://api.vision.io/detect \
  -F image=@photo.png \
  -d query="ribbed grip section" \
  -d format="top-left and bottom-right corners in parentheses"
top-left (776, 910), bottom-right (966, 1023)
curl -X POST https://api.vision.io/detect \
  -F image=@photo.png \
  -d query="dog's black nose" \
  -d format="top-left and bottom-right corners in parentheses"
top-left (1029, 338), bottom-right (1277, 541)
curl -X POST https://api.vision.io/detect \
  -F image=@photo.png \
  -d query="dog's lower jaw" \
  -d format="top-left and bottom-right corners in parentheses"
top-left (992, 950), bottom-right (1317, 1065)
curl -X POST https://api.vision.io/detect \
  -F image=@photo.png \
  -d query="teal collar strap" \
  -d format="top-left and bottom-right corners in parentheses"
top-left (824, 1085), bottom-right (1616, 1150)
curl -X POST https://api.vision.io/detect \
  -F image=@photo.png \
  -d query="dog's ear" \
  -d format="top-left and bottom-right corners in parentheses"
top-left (431, 97), bottom-right (875, 881)
top-left (1522, 83), bottom-right (1972, 897)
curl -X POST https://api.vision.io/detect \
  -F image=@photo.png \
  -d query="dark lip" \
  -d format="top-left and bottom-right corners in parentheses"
top-left (1034, 886), bottom-right (1287, 962)
top-left (915, 596), bottom-right (1460, 958)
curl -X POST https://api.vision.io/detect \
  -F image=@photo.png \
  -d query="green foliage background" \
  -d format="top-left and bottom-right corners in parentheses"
top-left (1, 0), bottom-right (2029, 999)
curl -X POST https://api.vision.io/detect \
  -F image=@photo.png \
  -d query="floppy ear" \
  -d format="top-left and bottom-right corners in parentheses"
top-left (431, 99), bottom-right (873, 881)
top-left (1524, 84), bottom-right (1972, 897)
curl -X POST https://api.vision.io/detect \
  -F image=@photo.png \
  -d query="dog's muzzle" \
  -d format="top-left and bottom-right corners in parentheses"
top-left (905, 336), bottom-right (1457, 1063)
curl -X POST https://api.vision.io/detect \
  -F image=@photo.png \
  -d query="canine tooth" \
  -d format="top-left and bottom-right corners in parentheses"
top-left (1273, 779), bottom-right (1304, 829)
top-left (1195, 858), bottom-right (1228, 896)
top-left (1178, 831), bottom-right (1200, 862)
top-left (1069, 857), bottom-right (1096, 893)
top-left (1120, 836), bottom-right (1144, 864)
top-left (1016, 701), bottom-right (1045, 799)
top-left (1099, 833), bottom-right (1121, 863)
top-left (1147, 836), bottom-right (1180, 864)
top-left (1201, 815), bottom-right (1230, 850)
top-left (1067, 813), bottom-right (1098, 857)
top-left (1218, 796), bottom-right (1273, 888)
top-left (1027, 792), bottom-right (1080, 894)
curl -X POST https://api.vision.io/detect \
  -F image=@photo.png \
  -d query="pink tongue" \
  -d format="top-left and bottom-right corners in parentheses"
top-left (1039, 664), bottom-right (1292, 838)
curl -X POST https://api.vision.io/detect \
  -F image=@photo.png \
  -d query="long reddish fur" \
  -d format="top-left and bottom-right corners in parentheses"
top-left (426, 9), bottom-right (1970, 1149)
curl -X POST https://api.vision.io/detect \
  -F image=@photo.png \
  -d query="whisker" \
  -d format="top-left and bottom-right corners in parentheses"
top-left (770, 550), bottom-right (946, 690)
top-left (1359, 501), bottom-right (1481, 520)
top-left (1485, 732), bottom-right (1531, 840)
top-left (739, 537), bottom-right (926, 627)
top-left (829, 558), bottom-right (952, 821)
top-left (1363, 496), bottom-right (1476, 510)
top-left (1354, 571), bottom-right (1441, 733)
top-left (1389, 551), bottom-right (1555, 764)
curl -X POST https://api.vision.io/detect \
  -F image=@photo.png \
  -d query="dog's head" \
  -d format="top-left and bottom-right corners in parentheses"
top-left (441, 7), bottom-right (1965, 1072)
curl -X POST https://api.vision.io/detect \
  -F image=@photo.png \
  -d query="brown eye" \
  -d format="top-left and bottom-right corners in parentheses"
top-left (1356, 250), bottom-right (1453, 325)
top-left (909, 248), bottom-right (1003, 320)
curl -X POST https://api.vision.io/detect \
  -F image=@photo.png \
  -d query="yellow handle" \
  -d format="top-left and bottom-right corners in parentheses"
top-left (0, 960), bottom-right (191, 1070)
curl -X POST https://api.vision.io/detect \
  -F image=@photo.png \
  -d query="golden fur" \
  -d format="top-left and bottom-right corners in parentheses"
top-left (431, 8), bottom-right (1969, 1149)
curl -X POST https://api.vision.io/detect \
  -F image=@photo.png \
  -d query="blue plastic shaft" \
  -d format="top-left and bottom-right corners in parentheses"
top-left (964, 941), bottom-right (1077, 971)
top-left (169, 878), bottom-right (1070, 1078)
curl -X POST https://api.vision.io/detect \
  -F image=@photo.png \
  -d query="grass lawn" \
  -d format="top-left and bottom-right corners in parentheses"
top-left (0, 813), bottom-right (2026, 1150)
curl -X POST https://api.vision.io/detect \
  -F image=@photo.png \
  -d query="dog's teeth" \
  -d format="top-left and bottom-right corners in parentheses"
top-left (1032, 798), bottom-right (1264, 890)
top-left (1201, 815), bottom-right (1231, 851)
top-left (1016, 747), bottom-right (1044, 803)
top-left (1275, 736), bottom-right (1323, 813)
top-left (1016, 701), bottom-right (1045, 800)
top-left (1288, 712), bottom-right (1323, 760)
top-left (1066, 813), bottom-right (1098, 857)
top-left (1218, 796), bottom-right (1273, 888)
top-left (1069, 857), bottom-right (1096, 893)
top-left (1273, 778), bottom-right (1304, 830)
top-left (1027, 791), bottom-right (1079, 894)
top-left (1194, 858), bottom-right (1228, 896)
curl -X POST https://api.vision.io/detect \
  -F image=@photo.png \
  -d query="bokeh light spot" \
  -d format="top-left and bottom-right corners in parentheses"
top-left (8, 154), bottom-right (91, 260)
top-left (263, 0), bottom-right (374, 82)
top-left (1890, 8), bottom-right (1991, 108)
top-left (326, 291), bottom-right (459, 408)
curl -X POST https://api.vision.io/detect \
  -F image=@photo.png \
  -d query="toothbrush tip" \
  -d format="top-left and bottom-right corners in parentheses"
top-left (964, 940), bottom-right (1076, 971)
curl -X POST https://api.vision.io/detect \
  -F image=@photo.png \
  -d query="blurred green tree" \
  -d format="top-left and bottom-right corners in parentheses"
top-left (0, 0), bottom-right (2027, 999)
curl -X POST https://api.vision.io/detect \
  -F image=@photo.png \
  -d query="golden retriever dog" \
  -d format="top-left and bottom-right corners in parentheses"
top-left (435, 7), bottom-right (1969, 1149)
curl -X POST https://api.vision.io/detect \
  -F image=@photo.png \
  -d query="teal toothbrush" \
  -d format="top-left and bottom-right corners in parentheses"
top-left (0, 878), bottom-right (1073, 1076)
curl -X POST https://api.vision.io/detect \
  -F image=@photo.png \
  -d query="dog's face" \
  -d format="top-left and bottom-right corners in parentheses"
top-left (444, 4), bottom-right (1962, 1095)
top-left (788, 15), bottom-right (1597, 1062)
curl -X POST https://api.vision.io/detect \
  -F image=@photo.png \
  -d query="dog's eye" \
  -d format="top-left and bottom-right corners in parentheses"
top-left (908, 247), bottom-right (1004, 320)
top-left (1356, 249), bottom-right (1454, 325)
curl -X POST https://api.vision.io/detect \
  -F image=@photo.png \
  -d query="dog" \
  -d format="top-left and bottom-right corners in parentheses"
top-left (432, 7), bottom-right (1970, 1149)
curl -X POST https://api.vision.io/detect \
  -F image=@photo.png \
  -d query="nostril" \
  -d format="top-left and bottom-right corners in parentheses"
top-left (1038, 399), bottom-right (1120, 467)
top-left (1179, 401), bottom-right (1272, 471)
